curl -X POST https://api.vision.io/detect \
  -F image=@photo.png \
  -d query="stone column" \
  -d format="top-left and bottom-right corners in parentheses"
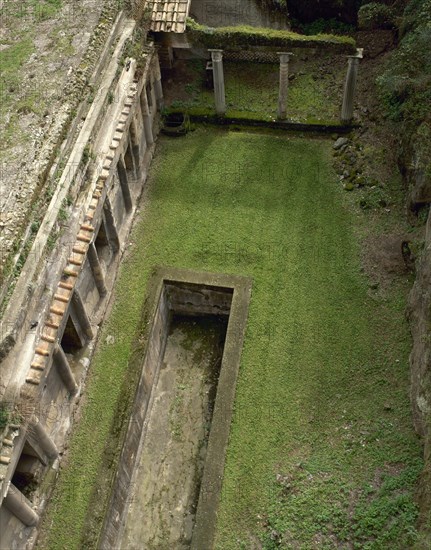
top-left (209, 49), bottom-right (226, 116)
top-left (135, 98), bottom-right (148, 153)
top-left (129, 129), bottom-right (141, 179)
top-left (103, 197), bottom-right (120, 253)
top-left (143, 114), bottom-right (154, 146)
top-left (29, 418), bottom-right (58, 461)
top-left (53, 344), bottom-right (78, 394)
top-left (154, 56), bottom-right (164, 111)
top-left (124, 132), bottom-right (137, 177)
top-left (4, 483), bottom-right (39, 527)
top-left (140, 88), bottom-right (154, 146)
top-left (277, 52), bottom-right (293, 120)
top-left (87, 242), bottom-right (107, 297)
top-left (71, 290), bottom-right (93, 340)
top-left (117, 156), bottom-right (133, 212)
top-left (341, 48), bottom-right (363, 124)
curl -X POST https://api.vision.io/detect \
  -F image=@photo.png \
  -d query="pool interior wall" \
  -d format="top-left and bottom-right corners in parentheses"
top-left (98, 271), bottom-right (251, 550)
top-left (120, 314), bottom-right (227, 549)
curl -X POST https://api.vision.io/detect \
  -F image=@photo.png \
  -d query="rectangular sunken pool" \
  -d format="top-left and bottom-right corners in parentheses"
top-left (99, 268), bottom-right (252, 550)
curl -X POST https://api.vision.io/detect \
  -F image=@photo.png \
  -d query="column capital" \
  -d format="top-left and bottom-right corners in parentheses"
top-left (209, 49), bottom-right (223, 62)
top-left (277, 52), bottom-right (294, 63)
top-left (347, 48), bottom-right (364, 61)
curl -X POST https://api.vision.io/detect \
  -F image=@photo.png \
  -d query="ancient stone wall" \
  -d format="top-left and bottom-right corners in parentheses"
top-left (0, 0), bottom-right (125, 316)
top-left (0, 15), bottom-right (164, 544)
top-left (408, 210), bottom-right (431, 532)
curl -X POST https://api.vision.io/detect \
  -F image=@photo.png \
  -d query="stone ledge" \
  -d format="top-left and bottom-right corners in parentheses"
top-left (166, 109), bottom-right (359, 134)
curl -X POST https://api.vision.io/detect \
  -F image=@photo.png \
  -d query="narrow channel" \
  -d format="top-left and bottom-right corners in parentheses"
top-left (120, 314), bottom-right (228, 549)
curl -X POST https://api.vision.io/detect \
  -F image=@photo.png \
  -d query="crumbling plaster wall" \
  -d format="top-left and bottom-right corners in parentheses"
top-left (0, 11), bottom-right (163, 543)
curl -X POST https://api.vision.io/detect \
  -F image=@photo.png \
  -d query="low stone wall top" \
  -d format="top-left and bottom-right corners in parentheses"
top-left (186, 18), bottom-right (357, 53)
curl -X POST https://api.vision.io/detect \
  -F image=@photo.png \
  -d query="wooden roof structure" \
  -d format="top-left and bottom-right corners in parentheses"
top-left (145, 0), bottom-right (191, 33)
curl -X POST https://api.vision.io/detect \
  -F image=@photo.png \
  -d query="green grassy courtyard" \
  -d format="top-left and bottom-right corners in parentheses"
top-left (41, 128), bottom-right (422, 549)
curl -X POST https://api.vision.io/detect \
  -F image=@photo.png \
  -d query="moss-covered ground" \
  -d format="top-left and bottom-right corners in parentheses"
top-left (41, 128), bottom-right (422, 549)
top-left (166, 58), bottom-right (344, 123)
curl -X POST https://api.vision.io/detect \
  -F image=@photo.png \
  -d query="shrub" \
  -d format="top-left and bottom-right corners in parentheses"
top-left (377, 24), bottom-right (431, 123)
top-left (358, 3), bottom-right (396, 30)
top-left (294, 17), bottom-right (355, 36)
top-left (400, 0), bottom-right (431, 35)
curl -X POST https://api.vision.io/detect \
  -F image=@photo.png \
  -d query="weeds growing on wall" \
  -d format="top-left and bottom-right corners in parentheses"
top-left (186, 18), bottom-right (357, 53)
top-left (0, 404), bottom-right (10, 431)
top-left (377, 0), bottom-right (431, 211)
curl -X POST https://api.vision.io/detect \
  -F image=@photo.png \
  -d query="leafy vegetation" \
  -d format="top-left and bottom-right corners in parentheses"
top-left (292, 17), bottom-right (355, 35)
top-left (42, 129), bottom-right (421, 549)
top-left (358, 3), bottom-right (397, 30)
top-left (266, 0), bottom-right (405, 25)
top-left (0, 38), bottom-right (35, 116)
top-left (377, 0), bottom-right (431, 210)
top-left (0, 403), bottom-right (10, 431)
top-left (0, 0), bottom-right (62, 21)
top-left (375, 1), bottom-right (431, 537)
top-left (0, 36), bottom-right (36, 150)
top-left (29, 0), bottom-right (63, 21)
top-left (0, 4), bottom-right (60, 149)
top-left (377, 1), bottom-right (431, 124)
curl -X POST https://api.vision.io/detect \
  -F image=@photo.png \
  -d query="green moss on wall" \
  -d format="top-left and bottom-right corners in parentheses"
top-left (186, 17), bottom-right (357, 53)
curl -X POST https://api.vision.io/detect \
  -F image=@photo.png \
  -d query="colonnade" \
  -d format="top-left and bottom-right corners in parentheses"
top-left (208, 48), bottom-right (363, 123)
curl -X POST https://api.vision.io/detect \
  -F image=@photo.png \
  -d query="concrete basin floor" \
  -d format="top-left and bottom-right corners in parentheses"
top-left (120, 314), bottom-right (227, 549)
